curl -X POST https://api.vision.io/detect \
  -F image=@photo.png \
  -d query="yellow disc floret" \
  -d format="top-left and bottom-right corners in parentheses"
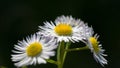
top-left (26, 42), bottom-right (42, 57)
top-left (54, 23), bottom-right (73, 36)
top-left (89, 37), bottom-right (99, 53)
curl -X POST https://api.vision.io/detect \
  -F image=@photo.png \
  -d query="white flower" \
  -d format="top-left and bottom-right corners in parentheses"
top-left (11, 34), bottom-right (57, 67)
top-left (38, 15), bottom-right (86, 42)
top-left (83, 26), bottom-right (107, 66)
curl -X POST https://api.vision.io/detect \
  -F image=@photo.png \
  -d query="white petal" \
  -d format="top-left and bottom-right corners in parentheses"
top-left (37, 57), bottom-right (46, 64)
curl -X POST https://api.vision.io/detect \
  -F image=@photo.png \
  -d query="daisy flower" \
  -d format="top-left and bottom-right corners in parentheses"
top-left (38, 15), bottom-right (86, 42)
top-left (83, 26), bottom-right (108, 66)
top-left (11, 34), bottom-right (57, 67)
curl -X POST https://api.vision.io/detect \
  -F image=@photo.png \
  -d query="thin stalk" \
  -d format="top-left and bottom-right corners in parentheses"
top-left (0, 66), bottom-right (6, 68)
top-left (21, 66), bottom-right (27, 68)
top-left (62, 42), bottom-right (71, 65)
top-left (57, 43), bottom-right (61, 68)
top-left (65, 46), bottom-right (89, 52)
top-left (57, 41), bottom-right (64, 68)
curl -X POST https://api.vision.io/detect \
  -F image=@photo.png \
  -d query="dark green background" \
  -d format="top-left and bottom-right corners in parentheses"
top-left (0, 0), bottom-right (120, 68)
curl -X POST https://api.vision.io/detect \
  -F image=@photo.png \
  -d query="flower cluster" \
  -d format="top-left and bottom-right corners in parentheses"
top-left (11, 16), bottom-right (107, 68)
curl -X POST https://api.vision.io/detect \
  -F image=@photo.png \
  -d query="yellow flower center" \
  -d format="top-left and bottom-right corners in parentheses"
top-left (26, 42), bottom-right (42, 57)
top-left (54, 23), bottom-right (73, 36)
top-left (89, 37), bottom-right (99, 52)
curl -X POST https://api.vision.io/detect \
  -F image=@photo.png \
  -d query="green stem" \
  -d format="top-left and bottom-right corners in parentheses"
top-left (65, 46), bottom-right (89, 52)
top-left (57, 42), bottom-right (62, 68)
top-left (57, 41), bottom-right (64, 68)
top-left (62, 42), bottom-right (71, 65)
top-left (21, 66), bottom-right (27, 68)
top-left (0, 66), bottom-right (6, 68)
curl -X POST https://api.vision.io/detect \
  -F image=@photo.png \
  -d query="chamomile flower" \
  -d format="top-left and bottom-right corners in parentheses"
top-left (83, 26), bottom-right (107, 66)
top-left (38, 15), bottom-right (86, 42)
top-left (11, 34), bottom-right (57, 67)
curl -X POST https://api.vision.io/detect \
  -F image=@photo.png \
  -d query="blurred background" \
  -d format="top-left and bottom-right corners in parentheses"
top-left (0, 0), bottom-right (120, 68)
